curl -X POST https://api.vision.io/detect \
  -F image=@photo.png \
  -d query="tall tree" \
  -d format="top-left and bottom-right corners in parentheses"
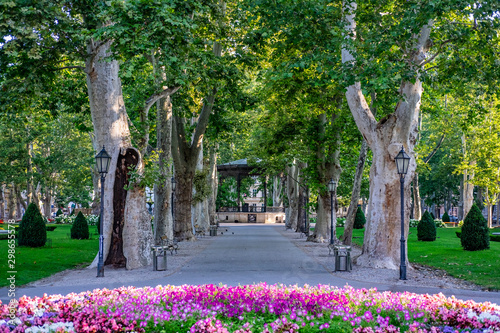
top-left (341, 0), bottom-right (499, 268)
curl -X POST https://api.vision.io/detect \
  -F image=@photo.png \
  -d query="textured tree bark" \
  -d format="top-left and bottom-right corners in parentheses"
top-left (208, 145), bottom-right (218, 226)
top-left (412, 173), bottom-right (422, 220)
top-left (153, 94), bottom-right (174, 245)
top-left (285, 162), bottom-right (299, 229)
top-left (342, 138), bottom-right (368, 245)
top-left (86, 39), bottom-right (152, 269)
top-left (272, 176), bottom-right (283, 207)
top-left (310, 113), bottom-right (342, 242)
top-left (6, 185), bottom-right (16, 219)
top-left (343, 2), bottom-right (429, 269)
top-left (296, 182), bottom-right (306, 233)
top-left (192, 141), bottom-right (210, 233)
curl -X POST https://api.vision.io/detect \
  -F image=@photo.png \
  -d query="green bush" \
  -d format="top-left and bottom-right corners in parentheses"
top-left (55, 208), bottom-right (63, 217)
top-left (417, 211), bottom-right (436, 241)
top-left (353, 207), bottom-right (366, 229)
top-left (18, 203), bottom-right (47, 247)
top-left (461, 204), bottom-right (489, 251)
top-left (430, 212), bottom-right (435, 220)
top-left (336, 217), bottom-right (346, 227)
top-left (71, 212), bottom-right (90, 240)
top-left (442, 212), bottom-right (450, 222)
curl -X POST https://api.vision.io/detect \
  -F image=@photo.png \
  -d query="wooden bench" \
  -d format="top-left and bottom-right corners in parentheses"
top-left (160, 236), bottom-right (178, 255)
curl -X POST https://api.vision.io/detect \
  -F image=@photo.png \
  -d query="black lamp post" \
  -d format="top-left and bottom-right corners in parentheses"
top-left (328, 179), bottom-right (337, 245)
top-left (95, 146), bottom-right (111, 278)
top-left (171, 177), bottom-right (176, 234)
top-left (395, 145), bottom-right (410, 280)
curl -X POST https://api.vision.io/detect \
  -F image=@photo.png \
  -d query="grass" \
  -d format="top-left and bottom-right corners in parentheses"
top-left (0, 224), bottom-right (99, 287)
top-left (337, 226), bottom-right (500, 290)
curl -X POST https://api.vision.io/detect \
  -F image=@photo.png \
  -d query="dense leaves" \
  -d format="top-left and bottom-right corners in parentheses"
top-left (71, 212), bottom-right (90, 240)
top-left (417, 211), bottom-right (436, 242)
top-left (18, 202), bottom-right (47, 248)
top-left (461, 204), bottom-right (490, 251)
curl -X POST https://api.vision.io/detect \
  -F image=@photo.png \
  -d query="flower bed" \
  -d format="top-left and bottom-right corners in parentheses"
top-left (1, 284), bottom-right (499, 332)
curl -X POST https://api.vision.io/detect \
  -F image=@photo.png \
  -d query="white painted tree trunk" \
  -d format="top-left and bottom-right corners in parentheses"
top-left (86, 39), bottom-right (152, 269)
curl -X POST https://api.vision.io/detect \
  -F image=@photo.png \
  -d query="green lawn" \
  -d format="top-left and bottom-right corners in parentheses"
top-left (0, 224), bottom-right (99, 287)
top-left (338, 226), bottom-right (500, 290)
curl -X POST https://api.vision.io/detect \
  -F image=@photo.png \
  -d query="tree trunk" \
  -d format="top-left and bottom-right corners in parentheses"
top-left (208, 145), bottom-right (218, 226)
top-left (310, 113), bottom-right (342, 242)
top-left (42, 191), bottom-right (51, 218)
top-left (285, 162), bottom-right (299, 229)
top-left (153, 94), bottom-right (174, 245)
top-left (174, 170), bottom-right (195, 240)
top-left (342, 138), bottom-right (368, 245)
top-left (413, 173), bottom-right (422, 220)
top-left (86, 39), bottom-right (152, 269)
top-left (296, 182), bottom-right (306, 233)
top-left (342, 2), bottom-right (430, 269)
top-left (272, 176), bottom-right (282, 207)
top-left (6, 185), bottom-right (15, 220)
top-left (192, 141), bottom-right (209, 233)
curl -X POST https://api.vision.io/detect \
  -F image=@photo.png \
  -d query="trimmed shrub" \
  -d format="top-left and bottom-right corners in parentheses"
top-left (417, 211), bottom-right (436, 241)
top-left (442, 212), bottom-right (450, 222)
top-left (71, 212), bottom-right (90, 240)
top-left (461, 204), bottom-right (489, 251)
top-left (353, 207), bottom-right (366, 229)
top-left (430, 212), bottom-right (436, 220)
top-left (18, 203), bottom-right (47, 247)
top-left (55, 208), bottom-right (63, 217)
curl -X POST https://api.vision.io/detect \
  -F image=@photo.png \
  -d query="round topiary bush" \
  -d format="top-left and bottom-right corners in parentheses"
top-left (71, 212), bottom-right (90, 240)
top-left (18, 202), bottom-right (47, 247)
top-left (461, 204), bottom-right (489, 251)
top-left (353, 207), bottom-right (366, 229)
top-left (442, 212), bottom-right (450, 222)
top-left (417, 211), bottom-right (436, 241)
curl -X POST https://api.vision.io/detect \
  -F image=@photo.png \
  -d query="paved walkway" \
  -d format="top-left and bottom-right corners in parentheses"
top-left (2, 224), bottom-right (500, 306)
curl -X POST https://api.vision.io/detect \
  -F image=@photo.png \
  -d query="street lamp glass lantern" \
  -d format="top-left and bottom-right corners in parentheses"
top-left (95, 146), bottom-right (111, 175)
top-left (171, 177), bottom-right (176, 191)
top-left (394, 146), bottom-right (410, 175)
top-left (328, 178), bottom-right (336, 193)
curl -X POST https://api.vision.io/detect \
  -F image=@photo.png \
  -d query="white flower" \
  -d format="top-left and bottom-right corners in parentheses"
top-left (25, 322), bottom-right (75, 333)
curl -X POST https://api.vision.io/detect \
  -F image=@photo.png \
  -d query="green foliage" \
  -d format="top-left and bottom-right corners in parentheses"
top-left (55, 209), bottom-right (63, 217)
top-left (417, 211), bottom-right (437, 241)
top-left (442, 212), bottom-right (450, 222)
top-left (353, 207), bottom-right (366, 229)
top-left (192, 169), bottom-right (211, 205)
top-left (18, 203), bottom-right (47, 248)
top-left (461, 204), bottom-right (490, 251)
top-left (430, 212), bottom-right (436, 220)
top-left (71, 212), bottom-right (89, 240)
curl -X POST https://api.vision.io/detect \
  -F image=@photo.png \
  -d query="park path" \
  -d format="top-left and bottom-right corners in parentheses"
top-left (1, 224), bottom-right (500, 306)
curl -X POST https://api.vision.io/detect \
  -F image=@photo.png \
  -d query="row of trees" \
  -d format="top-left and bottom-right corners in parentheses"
top-left (2, 0), bottom-right (499, 270)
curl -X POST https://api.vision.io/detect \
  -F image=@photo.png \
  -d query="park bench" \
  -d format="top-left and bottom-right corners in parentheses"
top-left (160, 236), bottom-right (178, 255)
top-left (194, 225), bottom-right (206, 238)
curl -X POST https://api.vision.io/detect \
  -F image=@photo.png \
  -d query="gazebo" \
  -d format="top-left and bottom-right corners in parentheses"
top-left (216, 159), bottom-right (284, 223)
